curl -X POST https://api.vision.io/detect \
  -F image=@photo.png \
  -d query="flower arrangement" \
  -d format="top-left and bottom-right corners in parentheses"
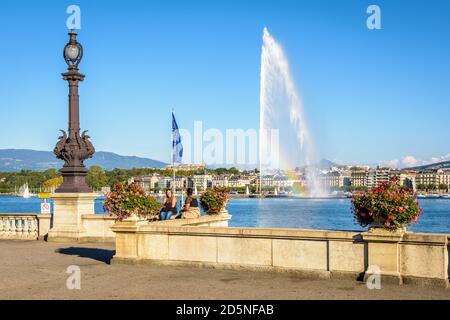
top-left (103, 182), bottom-right (162, 220)
top-left (200, 187), bottom-right (231, 214)
top-left (352, 177), bottom-right (422, 229)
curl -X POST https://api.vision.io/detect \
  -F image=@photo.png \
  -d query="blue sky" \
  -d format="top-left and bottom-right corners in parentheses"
top-left (0, 0), bottom-right (449, 167)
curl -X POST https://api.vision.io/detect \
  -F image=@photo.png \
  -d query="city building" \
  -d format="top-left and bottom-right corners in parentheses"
top-left (212, 175), bottom-right (229, 188)
top-left (192, 174), bottom-right (212, 190)
top-left (349, 170), bottom-right (368, 187)
top-left (165, 164), bottom-right (206, 172)
top-left (320, 171), bottom-right (349, 189)
top-left (416, 170), bottom-right (438, 187)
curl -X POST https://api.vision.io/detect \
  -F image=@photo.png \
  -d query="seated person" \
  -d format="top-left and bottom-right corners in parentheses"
top-left (159, 189), bottom-right (177, 220)
top-left (172, 188), bottom-right (200, 219)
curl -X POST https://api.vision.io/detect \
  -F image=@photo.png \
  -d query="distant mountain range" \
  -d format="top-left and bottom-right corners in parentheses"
top-left (406, 160), bottom-right (450, 171)
top-left (318, 159), bottom-right (342, 169)
top-left (0, 149), bottom-right (167, 172)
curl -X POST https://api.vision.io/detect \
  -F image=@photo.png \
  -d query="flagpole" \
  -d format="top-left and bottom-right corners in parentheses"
top-left (172, 108), bottom-right (176, 195)
top-left (172, 108), bottom-right (184, 207)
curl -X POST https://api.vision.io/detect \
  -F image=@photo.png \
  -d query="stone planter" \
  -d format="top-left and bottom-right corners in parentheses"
top-left (368, 220), bottom-right (407, 234)
top-left (204, 200), bottom-right (229, 216)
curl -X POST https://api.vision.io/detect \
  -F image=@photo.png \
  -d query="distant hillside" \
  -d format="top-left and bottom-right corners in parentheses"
top-left (0, 149), bottom-right (166, 172)
top-left (406, 160), bottom-right (450, 171)
top-left (294, 159), bottom-right (342, 170)
top-left (318, 159), bottom-right (342, 169)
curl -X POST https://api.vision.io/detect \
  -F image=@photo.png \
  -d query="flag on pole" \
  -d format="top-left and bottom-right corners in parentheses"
top-left (172, 112), bottom-right (183, 164)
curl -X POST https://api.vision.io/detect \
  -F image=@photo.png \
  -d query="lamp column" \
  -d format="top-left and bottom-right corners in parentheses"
top-left (48, 31), bottom-right (97, 242)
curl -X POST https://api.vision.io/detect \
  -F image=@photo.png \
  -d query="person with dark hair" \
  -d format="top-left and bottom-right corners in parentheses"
top-left (159, 189), bottom-right (178, 220)
top-left (180, 187), bottom-right (200, 219)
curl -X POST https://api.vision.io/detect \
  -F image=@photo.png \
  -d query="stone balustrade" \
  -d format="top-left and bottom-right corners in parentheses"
top-left (0, 214), bottom-right (40, 240)
top-left (0, 213), bottom-right (115, 242)
top-left (0, 211), bottom-right (227, 243)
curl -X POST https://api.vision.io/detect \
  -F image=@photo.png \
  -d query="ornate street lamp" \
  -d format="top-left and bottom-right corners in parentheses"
top-left (54, 31), bottom-right (95, 193)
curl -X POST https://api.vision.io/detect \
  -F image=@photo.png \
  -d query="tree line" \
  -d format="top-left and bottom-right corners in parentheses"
top-left (0, 166), bottom-right (251, 193)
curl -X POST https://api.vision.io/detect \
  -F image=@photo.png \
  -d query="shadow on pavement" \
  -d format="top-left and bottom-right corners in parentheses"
top-left (56, 247), bottom-right (115, 264)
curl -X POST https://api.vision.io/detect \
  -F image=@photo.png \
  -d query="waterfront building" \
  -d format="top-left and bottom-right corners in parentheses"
top-left (320, 171), bottom-right (349, 189)
top-left (437, 169), bottom-right (450, 189)
top-left (138, 174), bottom-right (161, 190)
top-left (367, 168), bottom-right (399, 189)
top-left (399, 171), bottom-right (417, 191)
top-left (212, 175), bottom-right (229, 188)
top-left (273, 175), bottom-right (292, 188)
top-left (416, 170), bottom-right (438, 187)
top-left (158, 176), bottom-right (172, 189)
top-left (349, 170), bottom-right (368, 187)
top-left (192, 174), bottom-right (212, 190)
top-left (173, 176), bottom-right (187, 189)
top-left (165, 164), bottom-right (206, 172)
top-left (260, 175), bottom-right (275, 188)
top-left (228, 175), bottom-right (249, 188)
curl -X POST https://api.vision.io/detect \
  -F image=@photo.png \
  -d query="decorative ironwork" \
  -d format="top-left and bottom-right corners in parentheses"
top-left (54, 31), bottom-right (95, 193)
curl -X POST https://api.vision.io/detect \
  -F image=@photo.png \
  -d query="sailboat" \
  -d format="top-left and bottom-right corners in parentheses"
top-left (18, 183), bottom-right (31, 198)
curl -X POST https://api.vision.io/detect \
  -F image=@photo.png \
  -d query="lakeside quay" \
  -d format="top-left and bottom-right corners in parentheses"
top-left (1, 240), bottom-right (449, 300)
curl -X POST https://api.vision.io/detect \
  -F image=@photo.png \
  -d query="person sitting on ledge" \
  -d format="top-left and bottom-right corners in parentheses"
top-left (171, 187), bottom-right (200, 219)
top-left (159, 189), bottom-right (178, 220)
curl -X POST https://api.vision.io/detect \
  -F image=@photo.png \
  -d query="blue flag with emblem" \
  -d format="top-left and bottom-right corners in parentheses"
top-left (172, 112), bottom-right (183, 164)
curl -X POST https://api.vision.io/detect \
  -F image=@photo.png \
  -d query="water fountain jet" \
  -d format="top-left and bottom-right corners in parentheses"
top-left (259, 27), bottom-right (327, 197)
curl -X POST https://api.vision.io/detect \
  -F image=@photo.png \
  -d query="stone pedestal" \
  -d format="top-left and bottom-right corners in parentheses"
top-left (47, 192), bottom-right (98, 242)
top-left (361, 227), bottom-right (405, 284)
top-left (111, 215), bottom-right (148, 260)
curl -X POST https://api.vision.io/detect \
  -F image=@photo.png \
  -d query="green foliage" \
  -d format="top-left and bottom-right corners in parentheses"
top-left (0, 169), bottom-right (61, 193)
top-left (42, 176), bottom-right (63, 191)
top-left (208, 167), bottom-right (240, 175)
top-left (200, 187), bottom-right (231, 214)
top-left (427, 183), bottom-right (437, 190)
top-left (416, 183), bottom-right (426, 190)
top-left (103, 182), bottom-right (162, 220)
top-left (86, 166), bottom-right (108, 190)
top-left (352, 178), bottom-right (422, 229)
top-left (0, 166), bottom-right (249, 194)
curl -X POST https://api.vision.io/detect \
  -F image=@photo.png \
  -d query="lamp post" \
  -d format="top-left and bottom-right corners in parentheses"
top-left (54, 31), bottom-right (95, 193)
top-left (48, 31), bottom-right (97, 242)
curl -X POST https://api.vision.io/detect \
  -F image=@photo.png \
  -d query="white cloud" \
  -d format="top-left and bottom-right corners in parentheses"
top-left (378, 153), bottom-right (450, 168)
top-left (379, 159), bottom-right (400, 168)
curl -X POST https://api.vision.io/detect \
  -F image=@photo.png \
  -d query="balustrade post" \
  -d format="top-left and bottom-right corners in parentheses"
top-left (8, 217), bottom-right (15, 239)
top-left (29, 217), bottom-right (38, 240)
top-left (24, 217), bottom-right (30, 239)
top-left (17, 217), bottom-right (24, 239)
top-left (0, 217), bottom-right (4, 239)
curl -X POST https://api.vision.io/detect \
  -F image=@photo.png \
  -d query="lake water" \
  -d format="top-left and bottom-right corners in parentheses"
top-left (1, 196), bottom-right (450, 234)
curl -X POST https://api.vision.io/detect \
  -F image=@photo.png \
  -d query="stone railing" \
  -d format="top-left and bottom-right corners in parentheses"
top-left (0, 214), bottom-right (46, 240)
top-left (0, 211), bottom-right (226, 243)
top-left (0, 213), bottom-right (115, 242)
top-left (112, 217), bottom-right (449, 288)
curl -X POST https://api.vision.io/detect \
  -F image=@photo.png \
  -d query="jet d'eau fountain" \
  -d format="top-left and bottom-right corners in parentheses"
top-left (259, 27), bottom-right (327, 197)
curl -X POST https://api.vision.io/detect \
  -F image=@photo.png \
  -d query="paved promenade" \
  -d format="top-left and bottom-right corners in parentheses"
top-left (0, 240), bottom-right (449, 300)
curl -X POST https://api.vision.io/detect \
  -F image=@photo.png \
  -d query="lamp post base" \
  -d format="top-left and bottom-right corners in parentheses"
top-left (47, 192), bottom-right (98, 242)
top-left (55, 166), bottom-right (92, 193)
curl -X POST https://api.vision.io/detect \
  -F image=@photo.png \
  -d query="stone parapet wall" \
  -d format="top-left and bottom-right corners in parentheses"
top-left (112, 218), bottom-right (449, 287)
